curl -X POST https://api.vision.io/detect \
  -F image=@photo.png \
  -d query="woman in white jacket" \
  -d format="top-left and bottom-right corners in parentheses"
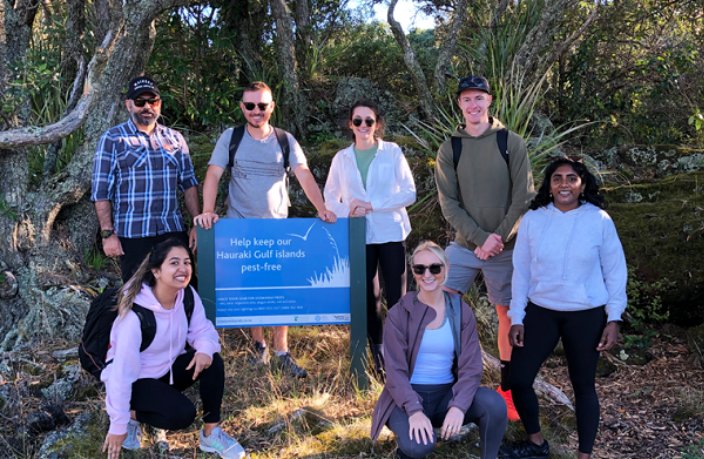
top-left (500, 157), bottom-right (627, 459)
top-left (324, 100), bottom-right (416, 377)
top-left (102, 238), bottom-right (244, 459)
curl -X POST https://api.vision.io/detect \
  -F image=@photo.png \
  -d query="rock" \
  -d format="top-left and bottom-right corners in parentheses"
top-left (0, 270), bottom-right (19, 299)
top-left (51, 348), bottom-right (79, 361)
top-left (27, 404), bottom-right (70, 435)
top-left (41, 364), bottom-right (82, 402)
top-left (37, 411), bottom-right (92, 459)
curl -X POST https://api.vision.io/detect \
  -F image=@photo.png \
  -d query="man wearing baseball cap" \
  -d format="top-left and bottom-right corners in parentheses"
top-left (91, 76), bottom-right (201, 282)
top-left (435, 75), bottom-right (535, 423)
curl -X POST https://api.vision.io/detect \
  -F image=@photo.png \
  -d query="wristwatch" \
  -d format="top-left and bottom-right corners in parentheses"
top-left (100, 229), bottom-right (115, 239)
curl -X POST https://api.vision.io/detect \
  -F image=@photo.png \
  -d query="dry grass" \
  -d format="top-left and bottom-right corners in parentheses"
top-left (2, 320), bottom-right (703, 458)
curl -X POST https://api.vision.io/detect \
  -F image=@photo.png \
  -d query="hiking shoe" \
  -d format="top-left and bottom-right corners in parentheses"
top-left (122, 419), bottom-right (142, 450)
top-left (497, 387), bottom-right (521, 422)
top-left (249, 341), bottom-right (270, 366)
top-left (199, 426), bottom-right (246, 459)
top-left (498, 439), bottom-right (550, 459)
top-left (274, 352), bottom-right (308, 378)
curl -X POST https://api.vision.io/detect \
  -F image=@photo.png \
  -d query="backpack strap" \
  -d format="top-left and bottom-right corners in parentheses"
top-left (227, 125), bottom-right (291, 173)
top-left (272, 127), bottom-right (291, 172)
top-left (451, 136), bottom-right (462, 170)
top-left (132, 304), bottom-right (157, 352)
top-left (497, 128), bottom-right (509, 167)
top-left (132, 287), bottom-right (195, 353)
top-left (184, 285), bottom-right (195, 324)
top-left (227, 125), bottom-right (247, 171)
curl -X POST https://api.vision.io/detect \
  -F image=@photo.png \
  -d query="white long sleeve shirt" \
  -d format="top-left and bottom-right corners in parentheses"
top-left (324, 140), bottom-right (416, 244)
top-left (509, 202), bottom-right (627, 325)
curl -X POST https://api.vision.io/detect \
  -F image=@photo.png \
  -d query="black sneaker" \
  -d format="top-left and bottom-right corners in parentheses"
top-left (498, 439), bottom-right (550, 459)
top-left (274, 352), bottom-right (308, 378)
top-left (249, 341), bottom-right (270, 366)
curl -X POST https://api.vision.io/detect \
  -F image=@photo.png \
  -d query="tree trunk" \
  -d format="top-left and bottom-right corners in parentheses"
top-left (0, 0), bottom-right (192, 350)
top-left (387, 0), bottom-right (434, 120)
top-left (270, 0), bottom-right (307, 136)
top-left (433, 0), bottom-right (469, 95)
top-left (294, 0), bottom-right (312, 80)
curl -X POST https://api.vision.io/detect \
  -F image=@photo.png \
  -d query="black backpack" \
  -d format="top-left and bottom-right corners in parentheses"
top-left (79, 286), bottom-right (195, 380)
top-left (227, 125), bottom-right (291, 172)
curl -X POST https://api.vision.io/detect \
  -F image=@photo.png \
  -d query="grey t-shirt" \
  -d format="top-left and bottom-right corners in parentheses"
top-left (209, 127), bottom-right (307, 219)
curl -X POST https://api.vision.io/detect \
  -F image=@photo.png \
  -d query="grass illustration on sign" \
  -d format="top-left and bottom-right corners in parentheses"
top-left (306, 225), bottom-right (350, 287)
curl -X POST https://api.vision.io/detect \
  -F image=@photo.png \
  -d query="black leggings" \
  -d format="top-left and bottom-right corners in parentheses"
top-left (130, 350), bottom-right (224, 430)
top-left (509, 303), bottom-right (606, 454)
top-left (366, 241), bottom-right (407, 345)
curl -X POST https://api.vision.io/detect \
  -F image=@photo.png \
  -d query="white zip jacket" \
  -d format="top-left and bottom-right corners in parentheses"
top-left (509, 202), bottom-right (628, 325)
top-left (324, 140), bottom-right (416, 244)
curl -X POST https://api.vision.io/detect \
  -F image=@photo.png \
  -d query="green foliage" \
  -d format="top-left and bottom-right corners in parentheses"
top-left (550, 1), bottom-right (704, 147)
top-left (150, 8), bottom-right (245, 131)
top-left (626, 270), bottom-right (674, 325)
top-left (83, 248), bottom-right (110, 272)
top-left (681, 436), bottom-right (704, 458)
top-left (0, 197), bottom-right (17, 220)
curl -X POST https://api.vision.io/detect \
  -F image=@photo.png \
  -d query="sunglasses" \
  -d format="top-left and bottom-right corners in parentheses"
top-left (411, 263), bottom-right (444, 275)
top-left (352, 118), bottom-right (375, 127)
top-left (242, 102), bottom-right (270, 111)
top-left (133, 97), bottom-right (161, 107)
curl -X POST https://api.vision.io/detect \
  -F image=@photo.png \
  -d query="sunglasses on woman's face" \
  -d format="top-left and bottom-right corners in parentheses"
top-left (352, 118), bottom-right (375, 127)
top-left (242, 102), bottom-right (269, 111)
top-left (133, 97), bottom-right (161, 107)
top-left (411, 263), bottom-right (444, 275)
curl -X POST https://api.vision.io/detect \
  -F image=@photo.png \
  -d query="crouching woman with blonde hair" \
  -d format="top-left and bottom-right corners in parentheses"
top-left (371, 241), bottom-right (507, 458)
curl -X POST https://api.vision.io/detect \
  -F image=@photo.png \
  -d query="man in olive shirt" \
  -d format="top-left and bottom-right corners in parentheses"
top-left (435, 75), bottom-right (535, 422)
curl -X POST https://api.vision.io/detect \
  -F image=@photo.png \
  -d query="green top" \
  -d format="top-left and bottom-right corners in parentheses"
top-left (354, 144), bottom-right (378, 189)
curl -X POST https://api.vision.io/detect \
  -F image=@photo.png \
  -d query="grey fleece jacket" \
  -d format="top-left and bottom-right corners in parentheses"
top-left (435, 118), bottom-right (535, 250)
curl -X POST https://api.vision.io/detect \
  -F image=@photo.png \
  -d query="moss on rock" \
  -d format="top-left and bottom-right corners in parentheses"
top-left (605, 172), bottom-right (704, 325)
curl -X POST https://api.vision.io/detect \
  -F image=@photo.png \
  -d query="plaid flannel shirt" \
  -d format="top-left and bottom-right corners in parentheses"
top-left (90, 119), bottom-right (198, 238)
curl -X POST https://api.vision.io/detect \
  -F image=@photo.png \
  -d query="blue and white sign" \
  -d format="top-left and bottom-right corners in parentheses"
top-left (213, 218), bottom-right (351, 327)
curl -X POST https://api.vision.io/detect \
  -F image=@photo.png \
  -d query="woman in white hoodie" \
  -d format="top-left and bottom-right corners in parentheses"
top-left (500, 157), bottom-right (627, 459)
top-left (324, 100), bottom-right (416, 377)
top-left (101, 238), bottom-right (245, 459)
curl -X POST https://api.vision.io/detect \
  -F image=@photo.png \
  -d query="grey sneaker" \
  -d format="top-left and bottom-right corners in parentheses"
top-left (249, 341), bottom-right (270, 366)
top-left (274, 352), bottom-right (308, 378)
top-left (122, 419), bottom-right (142, 450)
top-left (199, 426), bottom-right (246, 459)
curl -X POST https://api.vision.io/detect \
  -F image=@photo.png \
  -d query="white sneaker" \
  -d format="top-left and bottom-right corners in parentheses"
top-left (199, 426), bottom-right (246, 459)
top-left (122, 419), bottom-right (142, 450)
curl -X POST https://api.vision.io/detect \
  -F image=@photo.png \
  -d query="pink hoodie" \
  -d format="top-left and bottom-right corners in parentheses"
top-left (101, 284), bottom-right (221, 435)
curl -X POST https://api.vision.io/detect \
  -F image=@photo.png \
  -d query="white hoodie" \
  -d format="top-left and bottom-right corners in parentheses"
top-left (101, 284), bottom-right (220, 435)
top-left (509, 202), bottom-right (627, 325)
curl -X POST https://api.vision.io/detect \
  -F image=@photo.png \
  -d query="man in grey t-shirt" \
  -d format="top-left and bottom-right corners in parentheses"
top-left (194, 81), bottom-right (336, 378)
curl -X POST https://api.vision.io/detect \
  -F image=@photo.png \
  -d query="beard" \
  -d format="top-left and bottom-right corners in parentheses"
top-left (131, 109), bottom-right (158, 128)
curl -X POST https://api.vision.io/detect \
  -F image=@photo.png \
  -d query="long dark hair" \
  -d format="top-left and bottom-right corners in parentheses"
top-left (348, 99), bottom-right (385, 140)
top-left (117, 238), bottom-right (193, 316)
top-left (531, 157), bottom-right (605, 210)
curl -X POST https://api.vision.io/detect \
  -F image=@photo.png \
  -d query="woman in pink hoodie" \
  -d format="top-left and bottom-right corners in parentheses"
top-left (101, 238), bottom-right (245, 459)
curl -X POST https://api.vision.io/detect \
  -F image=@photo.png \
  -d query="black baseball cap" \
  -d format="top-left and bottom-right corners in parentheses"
top-left (126, 76), bottom-right (160, 100)
top-left (457, 75), bottom-right (491, 96)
